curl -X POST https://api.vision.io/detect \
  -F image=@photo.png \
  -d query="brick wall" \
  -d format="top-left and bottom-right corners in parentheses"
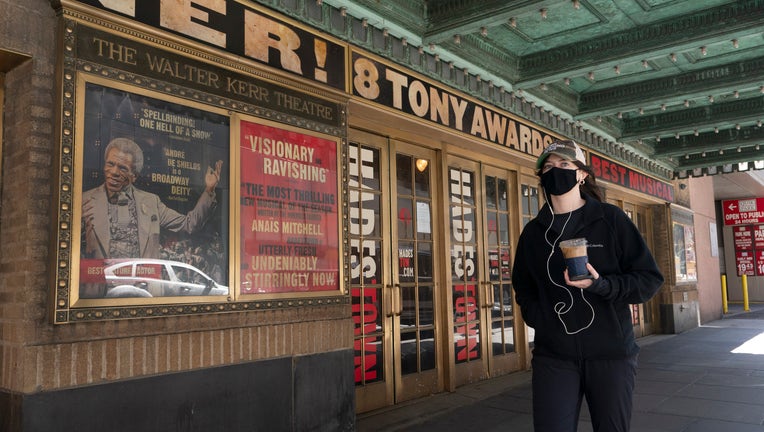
top-left (1, 0), bottom-right (59, 395)
top-left (0, 0), bottom-right (353, 404)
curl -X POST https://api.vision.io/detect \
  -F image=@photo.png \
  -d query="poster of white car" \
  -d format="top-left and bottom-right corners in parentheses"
top-left (103, 259), bottom-right (228, 297)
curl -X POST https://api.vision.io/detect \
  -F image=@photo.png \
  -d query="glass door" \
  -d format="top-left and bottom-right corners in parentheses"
top-left (482, 166), bottom-right (522, 376)
top-left (519, 176), bottom-right (542, 362)
top-left (634, 204), bottom-right (658, 335)
top-left (448, 160), bottom-right (485, 384)
top-left (447, 158), bottom-right (523, 385)
top-left (350, 134), bottom-right (391, 413)
top-left (622, 201), bottom-right (658, 337)
top-left (390, 142), bottom-right (440, 403)
top-left (351, 131), bottom-right (442, 412)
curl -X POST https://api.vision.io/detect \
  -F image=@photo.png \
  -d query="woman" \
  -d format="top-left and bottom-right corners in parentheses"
top-left (511, 139), bottom-right (663, 432)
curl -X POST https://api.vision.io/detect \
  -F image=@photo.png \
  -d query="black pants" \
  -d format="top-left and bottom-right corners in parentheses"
top-left (531, 353), bottom-right (638, 432)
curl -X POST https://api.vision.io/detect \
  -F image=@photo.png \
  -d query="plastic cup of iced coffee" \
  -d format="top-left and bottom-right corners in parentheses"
top-left (558, 238), bottom-right (592, 280)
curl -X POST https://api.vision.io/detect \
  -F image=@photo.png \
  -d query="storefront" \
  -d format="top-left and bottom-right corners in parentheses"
top-left (0, 1), bottom-right (692, 429)
top-left (346, 85), bottom-right (677, 411)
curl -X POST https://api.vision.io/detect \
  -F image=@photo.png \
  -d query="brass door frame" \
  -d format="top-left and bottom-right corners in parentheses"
top-left (607, 198), bottom-right (658, 337)
top-left (480, 164), bottom-right (522, 377)
top-left (445, 156), bottom-right (487, 386)
top-left (350, 129), bottom-right (394, 413)
top-left (444, 156), bottom-right (525, 387)
top-left (517, 174), bottom-right (543, 370)
top-left (389, 139), bottom-right (442, 403)
top-left (351, 129), bottom-right (444, 412)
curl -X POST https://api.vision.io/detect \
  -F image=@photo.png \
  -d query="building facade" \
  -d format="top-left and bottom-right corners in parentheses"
top-left (0, 1), bottom-right (722, 430)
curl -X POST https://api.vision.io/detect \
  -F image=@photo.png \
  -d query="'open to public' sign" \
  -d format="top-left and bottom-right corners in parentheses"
top-left (722, 198), bottom-right (764, 225)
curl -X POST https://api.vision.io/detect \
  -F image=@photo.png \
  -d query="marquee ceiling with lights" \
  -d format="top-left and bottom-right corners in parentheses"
top-left (266, 0), bottom-right (764, 179)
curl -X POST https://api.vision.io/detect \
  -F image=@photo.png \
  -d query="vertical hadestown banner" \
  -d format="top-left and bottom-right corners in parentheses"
top-left (239, 119), bottom-right (340, 294)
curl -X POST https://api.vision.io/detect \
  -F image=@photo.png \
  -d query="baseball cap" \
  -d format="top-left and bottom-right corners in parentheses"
top-left (535, 139), bottom-right (586, 170)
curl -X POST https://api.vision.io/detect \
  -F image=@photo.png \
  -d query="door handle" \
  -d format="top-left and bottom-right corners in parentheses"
top-left (481, 281), bottom-right (493, 308)
top-left (394, 284), bottom-right (403, 317)
top-left (386, 284), bottom-right (395, 317)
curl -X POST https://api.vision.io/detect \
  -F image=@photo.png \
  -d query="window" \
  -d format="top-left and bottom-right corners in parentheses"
top-left (673, 222), bottom-right (697, 282)
top-left (521, 183), bottom-right (540, 227)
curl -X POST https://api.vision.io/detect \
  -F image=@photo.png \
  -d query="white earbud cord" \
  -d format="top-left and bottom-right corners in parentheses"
top-left (543, 190), bottom-right (595, 335)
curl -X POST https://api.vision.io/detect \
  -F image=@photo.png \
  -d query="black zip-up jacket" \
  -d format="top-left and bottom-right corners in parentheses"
top-left (512, 195), bottom-right (664, 360)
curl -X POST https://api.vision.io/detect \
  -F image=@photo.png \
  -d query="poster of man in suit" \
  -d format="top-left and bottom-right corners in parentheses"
top-left (78, 81), bottom-right (229, 299)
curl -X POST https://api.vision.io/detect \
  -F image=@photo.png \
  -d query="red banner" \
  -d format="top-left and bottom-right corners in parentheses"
top-left (589, 154), bottom-right (674, 201)
top-left (239, 120), bottom-right (339, 293)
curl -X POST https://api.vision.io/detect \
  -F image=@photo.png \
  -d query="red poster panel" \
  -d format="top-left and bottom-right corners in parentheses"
top-left (733, 225), bottom-right (753, 252)
top-left (736, 251), bottom-right (755, 276)
top-left (756, 250), bottom-right (764, 276)
top-left (754, 225), bottom-right (764, 249)
top-left (239, 120), bottom-right (339, 294)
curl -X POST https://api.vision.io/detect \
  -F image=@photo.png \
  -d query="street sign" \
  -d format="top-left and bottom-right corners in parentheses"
top-left (722, 198), bottom-right (764, 225)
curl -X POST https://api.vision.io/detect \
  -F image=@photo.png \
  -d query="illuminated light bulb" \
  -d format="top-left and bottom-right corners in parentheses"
top-left (708, 95), bottom-right (714, 103)
top-left (588, 71), bottom-right (594, 80)
top-left (670, 53), bottom-right (677, 62)
top-left (454, 34), bottom-right (461, 44)
top-left (509, 17), bottom-right (517, 27)
top-left (732, 39), bottom-right (739, 48)
top-left (564, 77), bottom-right (571, 85)
top-left (481, 27), bottom-right (488, 37)
top-left (540, 8), bottom-right (547, 19)
top-left (661, 104), bottom-right (666, 111)
top-left (684, 100), bottom-right (690, 107)
top-left (614, 65), bottom-right (620, 75)
top-left (700, 46), bottom-right (707, 56)
top-left (642, 60), bottom-right (649, 68)
top-left (572, 0), bottom-right (580, 9)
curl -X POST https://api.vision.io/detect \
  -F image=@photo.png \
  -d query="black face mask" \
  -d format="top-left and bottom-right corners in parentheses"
top-left (540, 167), bottom-right (579, 196)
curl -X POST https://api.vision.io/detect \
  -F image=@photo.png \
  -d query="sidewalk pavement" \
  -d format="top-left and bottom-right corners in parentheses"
top-left (357, 303), bottom-right (764, 431)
